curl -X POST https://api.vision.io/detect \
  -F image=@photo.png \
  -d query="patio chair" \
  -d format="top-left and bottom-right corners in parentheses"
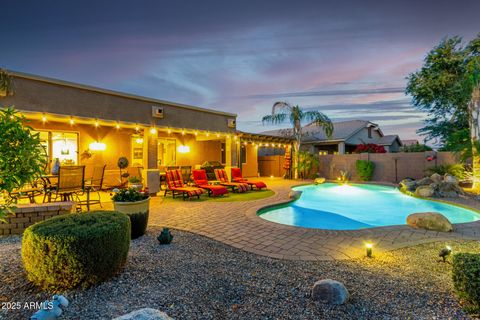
top-left (50, 165), bottom-right (85, 202)
top-left (164, 169), bottom-right (205, 200)
top-left (231, 168), bottom-right (267, 190)
top-left (79, 164), bottom-right (106, 210)
top-left (8, 179), bottom-right (43, 204)
top-left (192, 170), bottom-right (228, 197)
top-left (214, 169), bottom-right (249, 193)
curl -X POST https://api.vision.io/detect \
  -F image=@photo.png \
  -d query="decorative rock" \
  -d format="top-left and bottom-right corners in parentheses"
top-left (399, 179), bottom-right (416, 192)
top-left (288, 190), bottom-right (302, 200)
top-left (430, 173), bottom-right (443, 183)
top-left (311, 279), bottom-right (349, 305)
top-left (435, 181), bottom-right (463, 198)
top-left (314, 177), bottom-right (326, 185)
top-left (444, 174), bottom-right (459, 184)
top-left (416, 177), bottom-right (434, 187)
top-left (415, 185), bottom-right (434, 198)
top-left (113, 308), bottom-right (173, 320)
top-left (406, 212), bottom-right (453, 232)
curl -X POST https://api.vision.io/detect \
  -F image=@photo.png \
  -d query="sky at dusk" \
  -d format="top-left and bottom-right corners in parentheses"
top-left (2, 0), bottom-right (479, 141)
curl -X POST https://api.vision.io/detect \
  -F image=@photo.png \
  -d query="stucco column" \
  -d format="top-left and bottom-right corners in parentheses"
top-left (224, 135), bottom-right (233, 180)
top-left (142, 128), bottom-right (160, 195)
top-left (338, 142), bottom-right (346, 155)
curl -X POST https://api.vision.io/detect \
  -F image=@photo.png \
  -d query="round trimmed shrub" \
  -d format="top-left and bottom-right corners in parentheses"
top-left (22, 211), bottom-right (131, 291)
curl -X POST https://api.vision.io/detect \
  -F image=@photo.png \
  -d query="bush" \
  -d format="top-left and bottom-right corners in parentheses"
top-left (452, 253), bottom-right (480, 310)
top-left (425, 164), bottom-right (467, 179)
top-left (22, 211), bottom-right (130, 291)
top-left (400, 142), bottom-right (433, 152)
top-left (356, 160), bottom-right (375, 181)
top-left (353, 143), bottom-right (386, 153)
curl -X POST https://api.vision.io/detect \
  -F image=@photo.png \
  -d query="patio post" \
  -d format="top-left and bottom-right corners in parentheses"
top-left (224, 135), bottom-right (233, 180)
top-left (143, 128), bottom-right (160, 194)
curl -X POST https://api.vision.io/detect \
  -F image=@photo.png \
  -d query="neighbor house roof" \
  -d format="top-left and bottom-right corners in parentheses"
top-left (373, 135), bottom-right (402, 146)
top-left (262, 120), bottom-right (383, 143)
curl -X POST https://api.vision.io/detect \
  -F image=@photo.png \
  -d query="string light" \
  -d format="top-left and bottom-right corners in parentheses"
top-left (115, 122), bottom-right (120, 129)
top-left (94, 120), bottom-right (99, 128)
top-left (206, 132), bottom-right (210, 137)
top-left (150, 127), bottom-right (157, 135)
top-left (167, 128), bottom-right (172, 134)
top-left (181, 130), bottom-right (185, 135)
top-left (135, 125), bottom-right (140, 132)
top-left (41, 115), bottom-right (47, 123)
top-left (69, 118), bottom-right (75, 125)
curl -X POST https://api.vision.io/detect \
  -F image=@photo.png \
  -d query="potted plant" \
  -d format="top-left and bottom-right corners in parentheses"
top-left (0, 69), bottom-right (14, 97)
top-left (128, 176), bottom-right (143, 190)
top-left (112, 188), bottom-right (150, 239)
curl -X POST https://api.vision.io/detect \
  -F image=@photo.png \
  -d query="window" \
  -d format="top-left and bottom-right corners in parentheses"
top-left (33, 130), bottom-right (79, 168)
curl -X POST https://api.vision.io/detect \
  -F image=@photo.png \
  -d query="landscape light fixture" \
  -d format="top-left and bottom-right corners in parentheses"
top-left (439, 246), bottom-right (452, 263)
top-left (366, 243), bottom-right (373, 258)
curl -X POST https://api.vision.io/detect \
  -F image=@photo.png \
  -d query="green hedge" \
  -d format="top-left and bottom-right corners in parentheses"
top-left (355, 160), bottom-right (375, 181)
top-left (22, 211), bottom-right (131, 291)
top-left (128, 210), bottom-right (149, 239)
top-left (453, 253), bottom-right (480, 310)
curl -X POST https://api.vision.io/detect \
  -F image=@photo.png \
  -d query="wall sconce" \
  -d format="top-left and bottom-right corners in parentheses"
top-left (89, 141), bottom-right (106, 151)
top-left (177, 145), bottom-right (190, 153)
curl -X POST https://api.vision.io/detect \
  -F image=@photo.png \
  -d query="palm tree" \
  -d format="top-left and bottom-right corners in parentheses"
top-left (262, 102), bottom-right (333, 179)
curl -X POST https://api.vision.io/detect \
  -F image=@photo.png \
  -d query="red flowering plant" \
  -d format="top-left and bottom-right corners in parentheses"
top-left (353, 143), bottom-right (386, 153)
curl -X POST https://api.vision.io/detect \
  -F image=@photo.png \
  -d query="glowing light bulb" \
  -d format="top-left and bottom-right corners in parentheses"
top-left (41, 115), bottom-right (47, 123)
top-left (181, 130), bottom-right (185, 135)
top-left (94, 120), bottom-right (99, 128)
top-left (150, 127), bottom-right (157, 135)
top-left (115, 123), bottom-right (120, 129)
top-left (167, 129), bottom-right (172, 134)
top-left (135, 125), bottom-right (140, 131)
top-left (69, 118), bottom-right (75, 125)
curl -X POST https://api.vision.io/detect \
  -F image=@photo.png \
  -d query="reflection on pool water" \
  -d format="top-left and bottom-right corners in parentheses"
top-left (259, 183), bottom-right (479, 230)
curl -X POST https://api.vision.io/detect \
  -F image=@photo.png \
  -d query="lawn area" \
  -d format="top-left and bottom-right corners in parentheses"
top-left (0, 228), bottom-right (476, 319)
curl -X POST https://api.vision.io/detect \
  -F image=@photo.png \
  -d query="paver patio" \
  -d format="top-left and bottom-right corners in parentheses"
top-left (104, 178), bottom-right (480, 260)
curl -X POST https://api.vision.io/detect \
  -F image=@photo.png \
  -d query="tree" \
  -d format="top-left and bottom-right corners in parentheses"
top-left (262, 102), bottom-right (333, 179)
top-left (0, 107), bottom-right (47, 221)
top-left (400, 142), bottom-right (433, 152)
top-left (297, 150), bottom-right (319, 179)
top-left (406, 34), bottom-right (480, 191)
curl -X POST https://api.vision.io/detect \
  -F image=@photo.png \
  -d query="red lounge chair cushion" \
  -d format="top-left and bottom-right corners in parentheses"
top-left (214, 169), bottom-right (229, 182)
top-left (198, 184), bottom-right (228, 196)
top-left (166, 170), bottom-right (205, 197)
top-left (230, 168), bottom-right (267, 189)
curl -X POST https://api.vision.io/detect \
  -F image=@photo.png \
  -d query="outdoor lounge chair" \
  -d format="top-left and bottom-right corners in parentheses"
top-left (214, 169), bottom-right (249, 193)
top-left (231, 168), bottom-right (267, 190)
top-left (165, 169), bottom-right (205, 200)
top-left (192, 170), bottom-right (228, 197)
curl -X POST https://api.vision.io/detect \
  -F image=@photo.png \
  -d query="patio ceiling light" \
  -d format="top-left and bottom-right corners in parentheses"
top-left (89, 141), bottom-right (106, 151)
top-left (177, 145), bottom-right (190, 153)
top-left (150, 127), bottom-right (157, 135)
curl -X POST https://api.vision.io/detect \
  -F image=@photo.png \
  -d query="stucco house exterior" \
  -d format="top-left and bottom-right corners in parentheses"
top-left (263, 120), bottom-right (402, 154)
top-left (1, 70), bottom-right (292, 193)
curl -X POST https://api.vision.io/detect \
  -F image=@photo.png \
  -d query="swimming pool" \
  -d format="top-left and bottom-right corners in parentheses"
top-left (259, 183), bottom-right (480, 230)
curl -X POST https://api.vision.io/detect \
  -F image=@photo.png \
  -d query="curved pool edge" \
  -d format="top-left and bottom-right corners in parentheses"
top-left (251, 182), bottom-right (480, 233)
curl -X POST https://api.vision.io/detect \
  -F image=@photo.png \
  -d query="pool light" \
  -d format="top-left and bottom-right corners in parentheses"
top-left (365, 243), bottom-right (373, 258)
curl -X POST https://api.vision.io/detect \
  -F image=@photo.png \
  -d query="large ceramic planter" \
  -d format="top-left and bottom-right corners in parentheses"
top-left (113, 197), bottom-right (150, 239)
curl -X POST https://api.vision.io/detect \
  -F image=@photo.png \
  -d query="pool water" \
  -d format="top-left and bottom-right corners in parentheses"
top-left (259, 183), bottom-right (480, 230)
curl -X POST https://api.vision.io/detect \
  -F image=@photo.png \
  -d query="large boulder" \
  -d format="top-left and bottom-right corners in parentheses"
top-left (311, 279), bottom-right (349, 305)
top-left (430, 173), bottom-right (443, 183)
top-left (416, 177), bottom-right (434, 187)
top-left (113, 308), bottom-right (173, 320)
top-left (415, 185), bottom-right (434, 198)
top-left (288, 190), bottom-right (302, 200)
top-left (435, 181), bottom-right (463, 198)
top-left (399, 179), bottom-right (416, 192)
top-left (444, 174), bottom-right (459, 185)
top-left (406, 212), bottom-right (453, 232)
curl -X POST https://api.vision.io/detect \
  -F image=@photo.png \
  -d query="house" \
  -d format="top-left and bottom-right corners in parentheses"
top-left (1, 71), bottom-right (293, 192)
top-left (262, 120), bottom-right (402, 154)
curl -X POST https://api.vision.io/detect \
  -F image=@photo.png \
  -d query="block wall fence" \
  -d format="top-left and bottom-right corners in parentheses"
top-left (317, 151), bottom-right (457, 183)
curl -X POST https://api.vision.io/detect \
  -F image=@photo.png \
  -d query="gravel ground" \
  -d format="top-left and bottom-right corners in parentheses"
top-left (0, 228), bottom-right (477, 320)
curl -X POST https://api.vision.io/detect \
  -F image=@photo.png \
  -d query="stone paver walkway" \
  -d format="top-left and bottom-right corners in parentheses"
top-left (141, 179), bottom-right (480, 261)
